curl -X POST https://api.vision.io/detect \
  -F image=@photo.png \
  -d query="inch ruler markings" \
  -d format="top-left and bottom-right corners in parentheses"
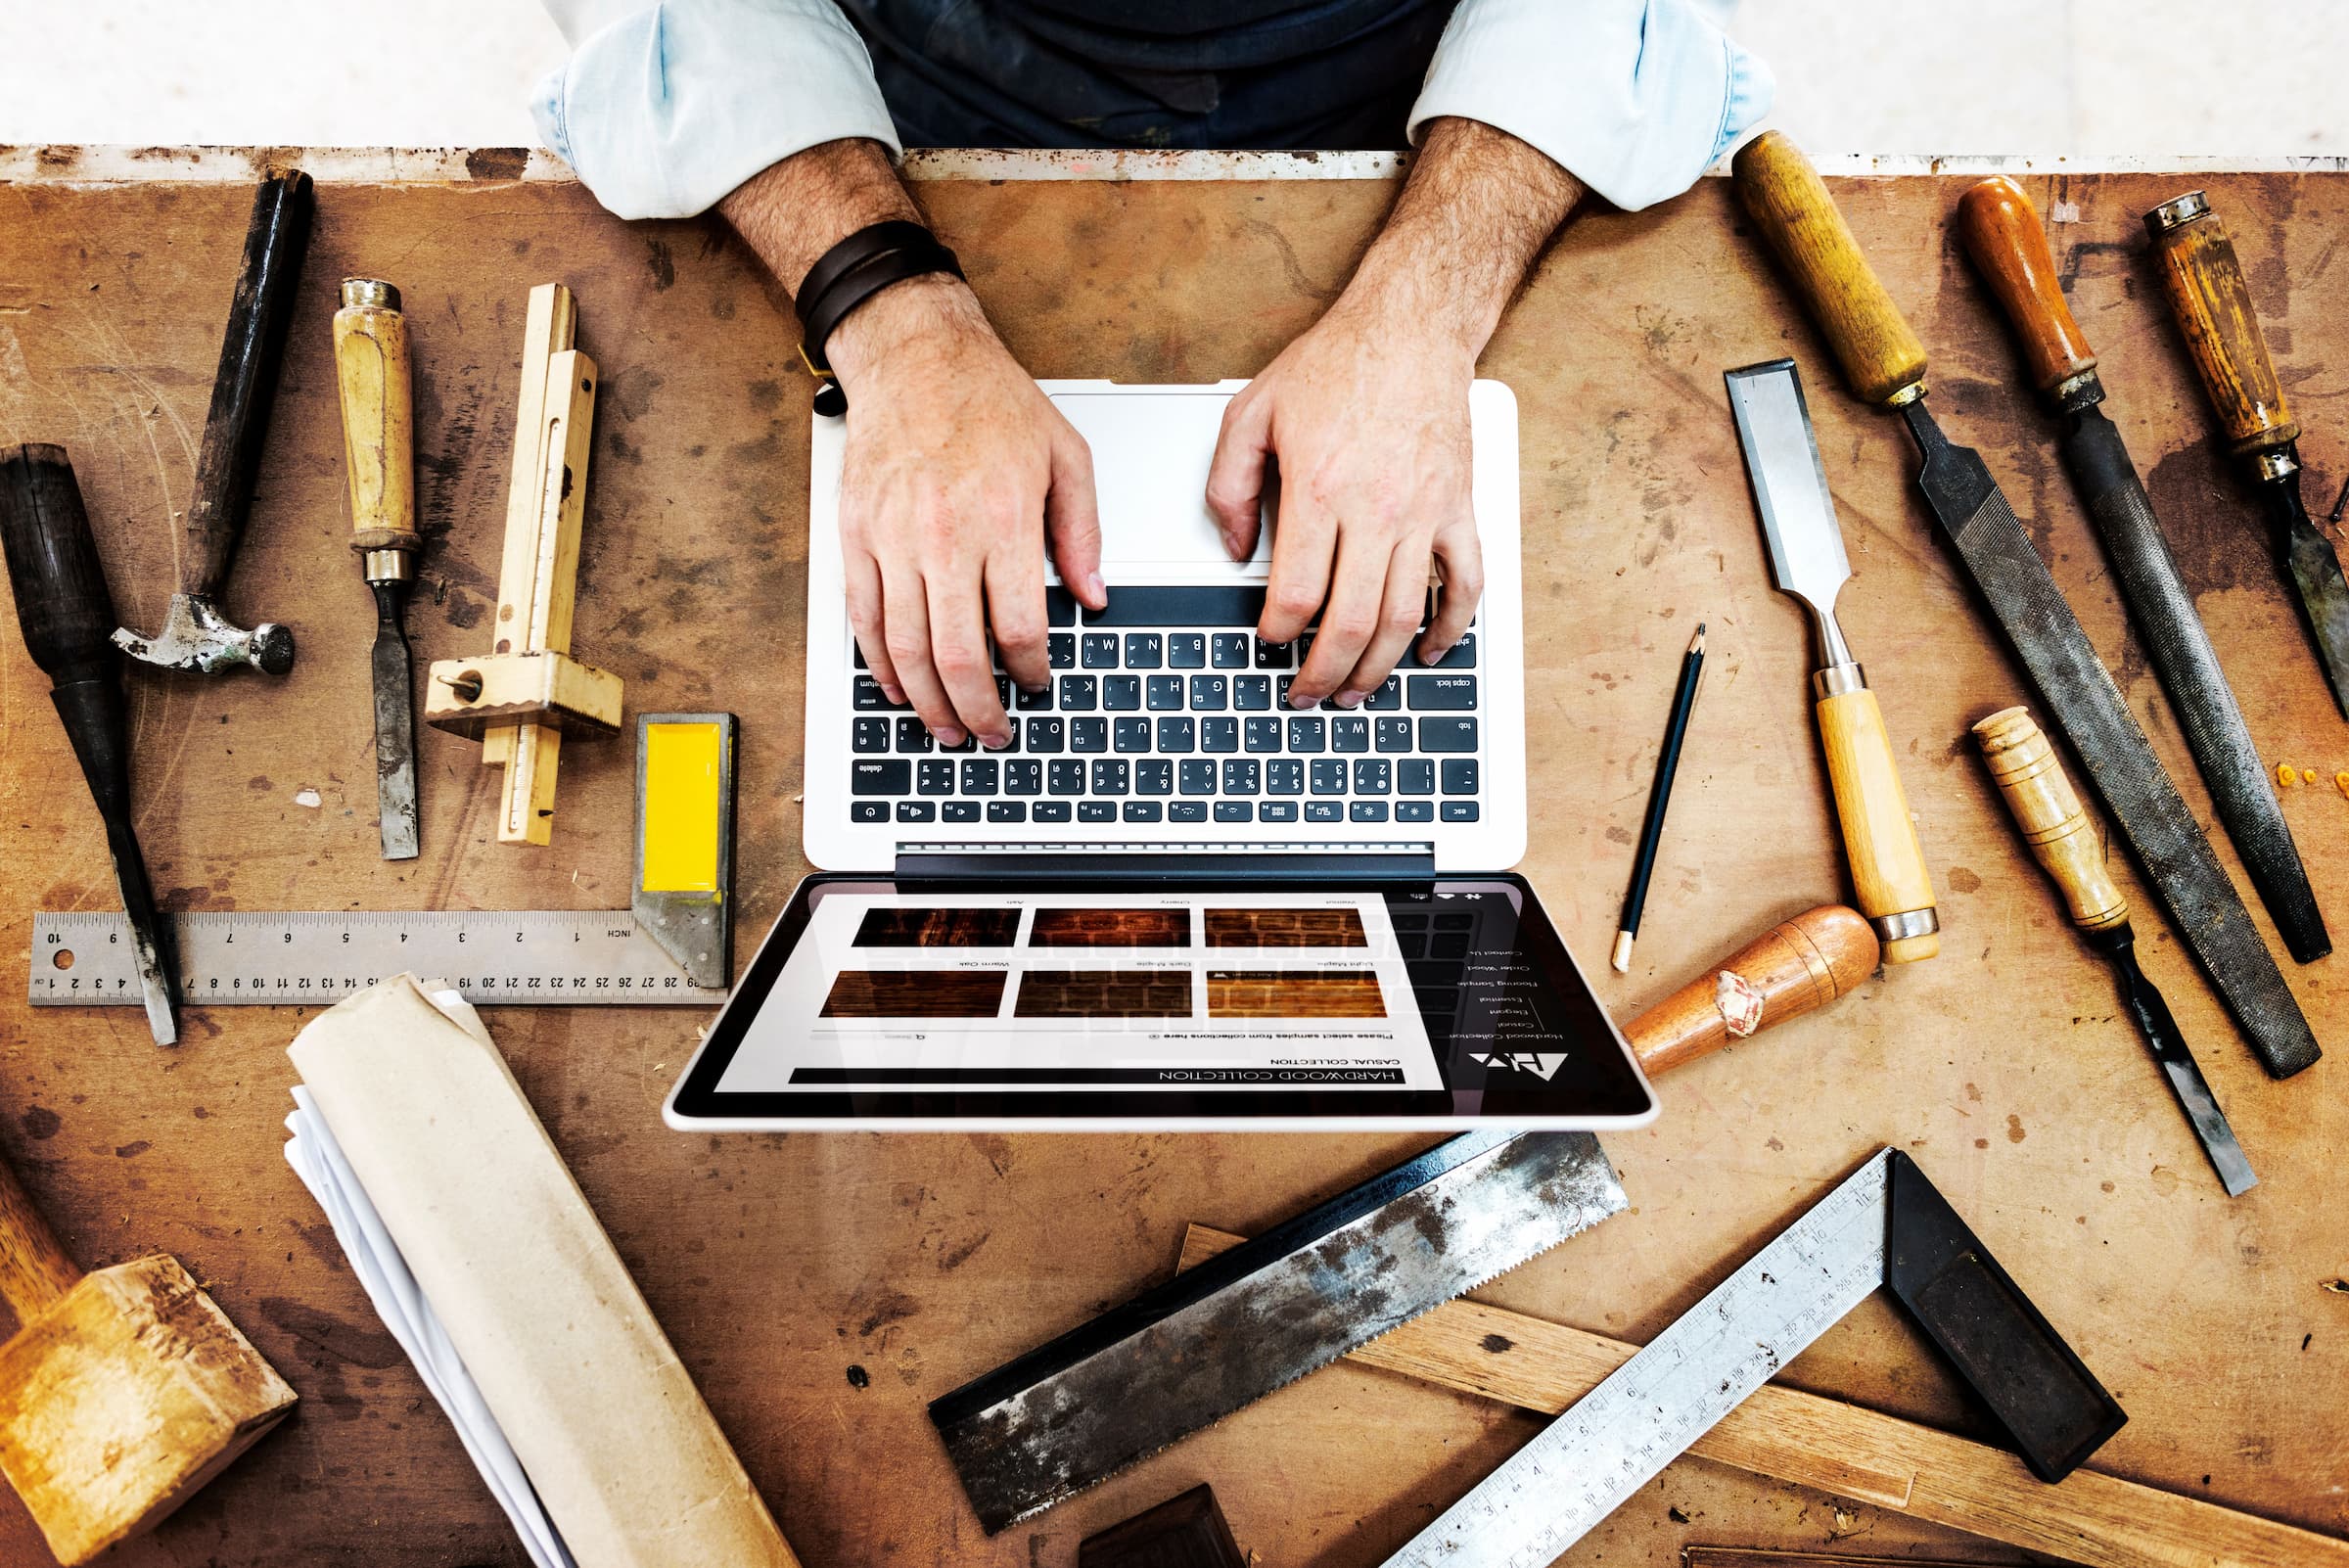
top-left (30, 910), bottom-right (726, 1008)
top-left (1385, 1149), bottom-right (1894, 1568)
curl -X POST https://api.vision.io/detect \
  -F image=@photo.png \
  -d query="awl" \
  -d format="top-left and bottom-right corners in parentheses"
top-left (1732, 130), bottom-right (2321, 1080)
top-left (932, 904), bottom-right (1882, 1531)
top-left (1974, 707), bottom-right (2256, 1195)
top-left (333, 279), bottom-right (422, 860)
top-left (2145, 190), bottom-right (2349, 718)
top-left (1958, 177), bottom-right (2327, 964)
top-left (1726, 358), bottom-right (1940, 963)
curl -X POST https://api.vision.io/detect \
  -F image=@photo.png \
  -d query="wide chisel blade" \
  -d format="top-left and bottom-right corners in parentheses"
top-left (2112, 948), bottom-right (2257, 1195)
top-left (2280, 510), bottom-right (2349, 717)
top-left (1902, 401), bottom-right (2320, 1079)
top-left (371, 586), bottom-right (419, 860)
top-left (929, 1130), bottom-right (1627, 1532)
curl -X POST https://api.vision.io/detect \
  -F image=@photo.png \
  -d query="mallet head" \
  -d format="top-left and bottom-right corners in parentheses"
top-left (112, 593), bottom-right (294, 676)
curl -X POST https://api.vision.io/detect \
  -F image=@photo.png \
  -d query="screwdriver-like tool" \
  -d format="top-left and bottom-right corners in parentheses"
top-left (2145, 192), bottom-right (2349, 716)
top-left (1974, 706), bottom-right (2255, 1196)
top-left (333, 279), bottom-right (423, 859)
top-left (0, 445), bottom-right (178, 1043)
top-left (1727, 357), bottom-right (1939, 963)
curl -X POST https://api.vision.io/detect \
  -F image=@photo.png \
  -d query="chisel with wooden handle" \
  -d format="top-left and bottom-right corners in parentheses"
top-left (2145, 190), bottom-right (2349, 718)
top-left (1973, 707), bottom-right (2256, 1196)
top-left (1731, 129), bottom-right (2321, 1081)
top-left (1958, 176), bottom-right (2326, 964)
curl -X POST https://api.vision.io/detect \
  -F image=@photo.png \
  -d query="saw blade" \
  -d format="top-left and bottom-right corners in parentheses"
top-left (929, 1130), bottom-right (1628, 1533)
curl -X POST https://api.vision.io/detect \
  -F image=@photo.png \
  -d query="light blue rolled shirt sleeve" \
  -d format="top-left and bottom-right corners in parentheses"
top-left (1408, 0), bottom-right (1773, 212)
top-left (531, 0), bottom-right (899, 221)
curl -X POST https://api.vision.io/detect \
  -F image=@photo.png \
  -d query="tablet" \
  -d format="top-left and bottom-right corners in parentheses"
top-left (664, 872), bottom-right (1657, 1131)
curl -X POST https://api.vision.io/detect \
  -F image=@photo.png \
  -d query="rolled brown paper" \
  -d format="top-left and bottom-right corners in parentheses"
top-left (1623, 904), bottom-right (1880, 1077)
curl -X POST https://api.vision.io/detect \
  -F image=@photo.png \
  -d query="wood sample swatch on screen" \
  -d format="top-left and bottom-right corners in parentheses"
top-left (1204, 908), bottom-right (1367, 947)
top-left (852, 908), bottom-right (1022, 947)
top-left (1208, 970), bottom-right (1385, 1018)
top-left (821, 971), bottom-right (1007, 1017)
top-left (1029, 909), bottom-right (1191, 947)
top-left (1014, 971), bottom-right (1193, 1018)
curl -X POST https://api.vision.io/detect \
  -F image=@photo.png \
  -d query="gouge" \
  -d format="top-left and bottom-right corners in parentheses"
top-left (1958, 177), bottom-right (2327, 964)
top-left (1726, 358), bottom-right (1939, 963)
top-left (1731, 129), bottom-right (2320, 1081)
top-left (2145, 190), bottom-right (2349, 718)
top-left (1974, 707), bottom-right (2256, 1196)
top-left (334, 278), bottom-right (423, 860)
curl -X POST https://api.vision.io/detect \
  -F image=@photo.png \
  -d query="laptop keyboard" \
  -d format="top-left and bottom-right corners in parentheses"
top-left (846, 585), bottom-right (1483, 830)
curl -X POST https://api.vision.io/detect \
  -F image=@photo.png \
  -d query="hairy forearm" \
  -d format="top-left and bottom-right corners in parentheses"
top-left (1341, 117), bottom-right (1585, 353)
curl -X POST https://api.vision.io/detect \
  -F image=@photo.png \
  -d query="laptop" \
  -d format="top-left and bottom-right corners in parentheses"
top-left (664, 381), bottom-right (1656, 1131)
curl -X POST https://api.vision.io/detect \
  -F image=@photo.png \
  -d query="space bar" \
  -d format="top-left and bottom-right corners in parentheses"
top-left (1084, 586), bottom-right (1266, 626)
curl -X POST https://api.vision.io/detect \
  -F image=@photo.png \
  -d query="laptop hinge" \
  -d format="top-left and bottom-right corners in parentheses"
top-left (893, 842), bottom-right (1438, 885)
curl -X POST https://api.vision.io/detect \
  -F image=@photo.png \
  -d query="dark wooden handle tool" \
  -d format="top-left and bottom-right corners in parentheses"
top-left (1958, 177), bottom-right (2328, 964)
top-left (0, 444), bottom-right (178, 1043)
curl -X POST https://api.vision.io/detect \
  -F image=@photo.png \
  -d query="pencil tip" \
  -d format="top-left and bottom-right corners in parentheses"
top-left (1689, 624), bottom-right (1706, 653)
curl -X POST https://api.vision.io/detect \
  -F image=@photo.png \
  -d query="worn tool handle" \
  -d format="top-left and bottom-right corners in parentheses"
top-left (1816, 685), bottom-right (1940, 962)
top-left (0, 1139), bottom-right (81, 1327)
top-left (333, 279), bottom-right (421, 560)
top-left (1731, 130), bottom-right (1929, 406)
top-left (1972, 706), bottom-right (2129, 933)
top-left (184, 170), bottom-right (314, 597)
top-left (2144, 193), bottom-right (2297, 455)
top-left (1624, 904), bottom-right (1880, 1077)
top-left (0, 443), bottom-right (120, 683)
top-left (1958, 176), bottom-right (2097, 393)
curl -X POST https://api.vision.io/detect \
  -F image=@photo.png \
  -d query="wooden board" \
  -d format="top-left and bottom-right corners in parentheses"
top-left (0, 164), bottom-right (2342, 1567)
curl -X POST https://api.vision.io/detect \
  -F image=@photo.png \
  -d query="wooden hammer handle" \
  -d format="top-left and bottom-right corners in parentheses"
top-left (2144, 193), bottom-right (2298, 455)
top-left (1972, 706), bottom-right (2129, 933)
top-left (0, 1146), bottom-right (81, 1326)
top-left (1958, 176), bottom-right (2098, 394)
top-left (1624, 904), bottom-right (1880, 1077)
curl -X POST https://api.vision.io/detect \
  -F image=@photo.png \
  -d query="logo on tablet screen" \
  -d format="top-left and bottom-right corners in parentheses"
top-left (1471, 1051), bottom-right (1568, 1081)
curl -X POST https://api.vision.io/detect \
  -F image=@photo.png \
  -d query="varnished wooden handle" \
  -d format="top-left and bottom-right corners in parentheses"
top-left (1624, 904), bottom-right (1880, 1077)
top-left (2144, 195), bottom-right (2297, 454)
top-left (1958, 176), bottom-right (2096, 393)
top-left (1731, 130), bottom-right (1928, 406)
top-left (1817, 687), bottom-right (1939, 963)
top-left (1972, 706), bottom-right (2128, 932)
top-left (0, 1143), bottom-right (81, 1326)
top-left (333, 280), bottom-right (420, 555)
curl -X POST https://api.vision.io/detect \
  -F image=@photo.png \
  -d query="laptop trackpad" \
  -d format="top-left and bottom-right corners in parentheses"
top-left (1050, 392), bottom-right (1271, 576)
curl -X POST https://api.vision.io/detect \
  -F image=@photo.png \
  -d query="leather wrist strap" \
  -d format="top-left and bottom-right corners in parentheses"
top-left (795, 220), bottom-right (964, 399)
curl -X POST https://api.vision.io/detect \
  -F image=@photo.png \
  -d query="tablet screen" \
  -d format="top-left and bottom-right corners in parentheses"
top-left (666, 873), bottom-right (1655, 1130)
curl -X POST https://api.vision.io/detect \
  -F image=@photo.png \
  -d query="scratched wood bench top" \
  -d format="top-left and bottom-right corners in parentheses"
top-left (0, 165), bottom-right (2341, 1566)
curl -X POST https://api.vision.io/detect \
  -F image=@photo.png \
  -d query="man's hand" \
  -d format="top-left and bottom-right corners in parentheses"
top-left (1207, 117), bottom-right (1583, 709)
top-left (721, 139), bottom-right (1104, 750)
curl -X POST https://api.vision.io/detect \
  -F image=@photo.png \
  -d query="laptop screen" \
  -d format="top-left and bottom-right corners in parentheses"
top-left (665, 873), bottom-right (1656, 1130)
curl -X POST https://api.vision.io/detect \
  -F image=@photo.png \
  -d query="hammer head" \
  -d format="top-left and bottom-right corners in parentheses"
top-left (112, 594), bottom-right (294, 676)
top-left (0, 1254), bottom-right (295, 1565)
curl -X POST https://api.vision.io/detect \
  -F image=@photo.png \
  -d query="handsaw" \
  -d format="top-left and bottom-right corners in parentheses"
top-left (1957, 176), bottom-right (2327, 965)
top-left (930, 904), bottom-right (1883, 1532)
top-left (1730, 131), bottom-right (2321, 1081)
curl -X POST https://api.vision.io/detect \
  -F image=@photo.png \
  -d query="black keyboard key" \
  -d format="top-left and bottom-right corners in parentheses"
top-left (1432, 932), bottom-right (1471, 959)
top-left (1305, 801), bottom-right (1342, 823)
top-left (1441, 801), bottom-right (1480, 822)
top-left (1331, 716), bottom-right (1368, 754)
top-left (1201, 716), bottom-right (1238, 753)
top-left (1244, 716), bottom-right (1283, 753)
top-left (1016, 682), bottom-right (1054, 712)
top-left (898, 800), bottom-right (936, 822)
top-left (995, 675), bottom-right (1014, 711)
top-left (1136, 760), bottom-right (1174, 795)
top-left (1082, 633), bottom-right (1120, 669)
top-left (1170, 801), bottom-right (1208, 823)
top-left (1255, 636), bottom-right (1292, 669)
top-left (1027, 717), bottom-right (1065, 753)
top-left (852, 718), bottom-right (889, 753)
top-left (852, 801), bottom-right (890, 823)
top-left (1442, 759), bottom-right (1480, 795)
top-left (1092, 759), bottom-right (1129, 795)
top-left (1114, 716), bottom-right (1152, 753)
top-left (1215, 801), bottom-right (1254, 823)
top-left (939, 729), bottom-right (978, 754)
top-left (1178, 759), bottom-right (1217, 795)
top-left (1043, 587), bottom-right (1078, 625)
top-left (1309, 760), bottom-right (1347, 795)
top-left (1087, 585), bottom-right (1266, 626)
top-left (961, 759), bottom-right (999, 794)
top-left (1103, 674), bottom-right (1142, 711)
top-left (1420, 717), bottom-right (1478, 753)
top-left (1222, 759), bottom-right (1260, 795)
top-left (1048, 631), bottom-right (1076, 669)
top-left (1409, 674), bottom-right (1478, 710)
top-left (1398, 759), bottom-right (1435, 796)
top-left (1157, 717), bottom-right (1195, 753)
top-left (1125, 633), bottom-right (1164, 669)
top-left (1059, 675), bottom-right (1098, 711)
top-left (1124, 801), bottom-right (1164, 823)
top-left (1034, 800), bottom-right (1073, 823)
top-left (918, 760), bottom-right (955, 796)
top-left (1261, 801), bottom-right (1299, 822)
top-left (1079, 800), bottom-right (1117, 822)
top-left (1355, 759), bottom-right (1391, 795)
top-left (1189, 675), bottom-right (1227, 710)
top-left (1071, 716), bottom-right (1108, 752)
top-left (1147, 675), bottom-right (1184, 711)
top-left (944, 800), bottom-right (981, 823)
top-left (1233, 674), bottom-right (1271, 711)
top-left (853, 676), bottom-right (908, 711)
top-left (1376, 717), bottom-right (1412, 754)
top-left (852, 760), bottom-right (909, 795)
top-left (1351, 801), bottom-right (1390, 822)
top-left (852, 641), bottom-right (866, 669)
top-left (1212, 632), bottom-right (1250, 668)
top-left (989, 801), bottom-right (1029, 823)
top-left (1267, 759), bottom-right (1304, 795)
top-left (1005, 760), bottom-right (1042, 795)
top-left (1048, 760), bottom-right (1085, 795)
top-left (1424, 633), bottom-right (1476, 669)
top-left (1168, 633), bottom-right (1206, 669)
top-left (1363, 676), bottom-right (1403, 712)
top-left (1397, 800), bottom-right (1434, 822)
top-left (895, 716), bottom-right (933, 752)
top-left (1289, 716), bottom-right (1326, 753)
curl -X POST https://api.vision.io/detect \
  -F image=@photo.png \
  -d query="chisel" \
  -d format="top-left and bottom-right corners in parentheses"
top-left (333, 279), bottom-right (423, 860)
top-left (1973, 707), bottom-right (2257, 1196)
top-left (1731, 130), bottom-right (2321, 1081)
top-left (1959, 179), bottom-right (2326, 965)
top-left (2144, 190), bottom-right (2349, 718)
top-left (1726, 358), bottom-right (1939, 962)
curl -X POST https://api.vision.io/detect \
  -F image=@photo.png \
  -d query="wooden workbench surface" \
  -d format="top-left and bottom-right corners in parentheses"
top-left (0, 162), bottom-right (2342, 1567)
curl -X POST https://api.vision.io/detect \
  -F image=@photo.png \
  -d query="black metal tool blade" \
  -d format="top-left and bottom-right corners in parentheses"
top-left (2100, 936), bottom-right (2258, 1195)
top-left (1901, 399), bottom-right (2321, 1080)
top-left (2273, 486), bottom-right (2349, 718)
top-left (370, 582), bottom-right (419, 860)
top-left (2061, 404), bottom-right (2327, 962)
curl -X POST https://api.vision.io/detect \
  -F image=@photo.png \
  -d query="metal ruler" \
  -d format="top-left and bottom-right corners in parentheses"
top-left (29, 910), bottom-right (727, 1008)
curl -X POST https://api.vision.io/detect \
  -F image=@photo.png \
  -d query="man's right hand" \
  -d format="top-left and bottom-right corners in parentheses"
top-left (824, 275), bottom-right (1105, 750)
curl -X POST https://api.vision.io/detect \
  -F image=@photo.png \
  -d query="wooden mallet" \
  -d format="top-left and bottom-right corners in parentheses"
top-left (0, 1150), bottom-right (294, 1565)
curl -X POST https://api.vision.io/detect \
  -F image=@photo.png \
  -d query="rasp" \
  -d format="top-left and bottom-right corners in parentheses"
top-left (1959, 176), bottom-right (2327, 964)
top-left (1974, 708), bottom-right (2256, 1195)
top-left (333, 279), bottom-right (423, 860)
top-left (2145, 190), bottom-right (2349, 718)
top-left (1732, 130), bottom-right (2321, 1081)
